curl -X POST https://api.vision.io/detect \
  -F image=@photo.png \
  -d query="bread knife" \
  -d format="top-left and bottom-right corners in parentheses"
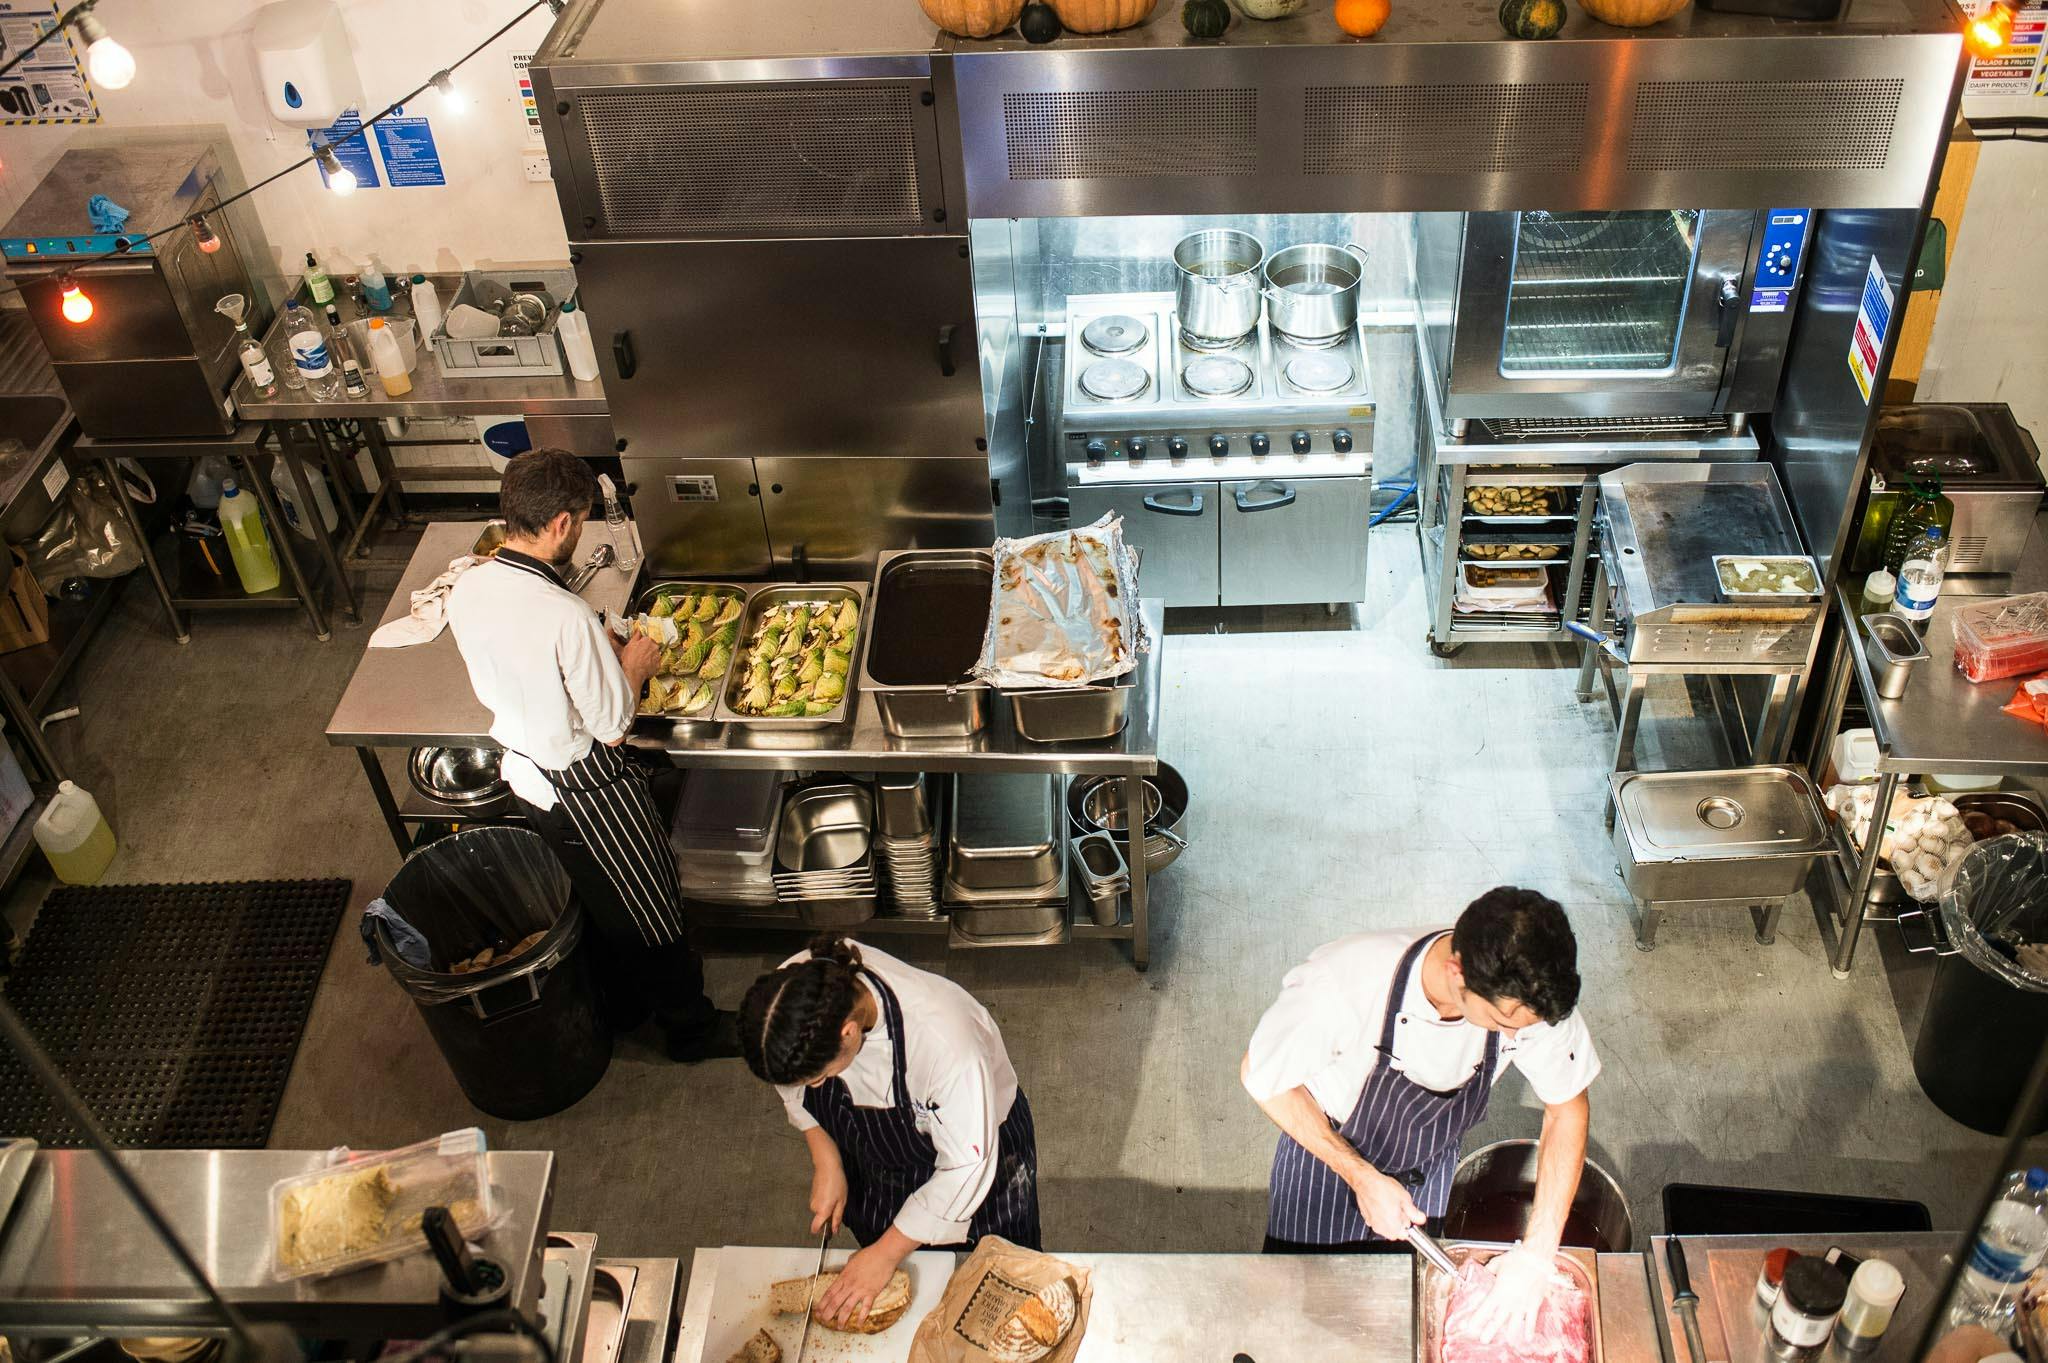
top-left (793, 1230), bottom-right (831, 1363)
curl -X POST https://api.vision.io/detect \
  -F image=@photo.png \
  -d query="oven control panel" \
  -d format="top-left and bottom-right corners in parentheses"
top-left (1749, 209), bottom-right (1810, 315)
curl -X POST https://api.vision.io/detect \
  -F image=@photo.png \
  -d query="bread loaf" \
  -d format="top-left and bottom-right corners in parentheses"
top-left (725, 1331), bottom-right (782, 1363)
top-left (982, 1279), bottom-right (1078, 1363)
top-left (770, 1270), bottom-right (914, 1334)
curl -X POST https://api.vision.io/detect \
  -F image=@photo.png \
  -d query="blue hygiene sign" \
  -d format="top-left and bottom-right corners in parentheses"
top-left (309, 111), bottom-right (382, 190)
top-left (373, 109), bottom-right (446, 187)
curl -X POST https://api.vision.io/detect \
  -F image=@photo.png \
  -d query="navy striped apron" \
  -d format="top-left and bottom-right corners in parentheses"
top-left (496, 549), bottom-right (688, 949)
top-left (803, 968), bottom-right (1041, 1251)
top-left (1266, 932), bottom-right (1499, 1245)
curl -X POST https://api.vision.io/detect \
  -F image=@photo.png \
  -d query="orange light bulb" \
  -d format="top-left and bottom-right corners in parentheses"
top-left (59, 280), bottom-right (93, 324)
top-left (1966, 1), bottom-right (2014, 57)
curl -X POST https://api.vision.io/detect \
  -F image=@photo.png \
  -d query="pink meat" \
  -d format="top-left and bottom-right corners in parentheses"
top-left (1440, 1259), bottom-right (1592, 1363)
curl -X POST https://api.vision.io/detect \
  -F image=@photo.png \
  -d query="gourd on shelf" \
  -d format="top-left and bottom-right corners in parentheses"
top-left (1578, 0), bottom-right (1686, 26)
top-left (1499, 0), bottom-right (1566, 35)
top-left (1234, 0), bottom-right (1309, 16)
top-left (1050, 0), bottom-right (1160, 32)
top-left (1020, 0), bottom-right (1064, 37)
top-left (1184, 0), bottom-right (1232, 35)
top-left (918, 0), bottom-right (1027, 35)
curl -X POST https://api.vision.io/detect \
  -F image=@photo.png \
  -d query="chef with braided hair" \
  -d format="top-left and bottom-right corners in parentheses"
top-left (740, 935), bottom-right (1039, 1326)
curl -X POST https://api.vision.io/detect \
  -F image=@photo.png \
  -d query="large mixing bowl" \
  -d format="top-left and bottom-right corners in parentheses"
top-left (407, 746), bottom-right (510, 813)
top-left (1067, 761), bottom-right (1188, 875)
top-left (1441, 1139), bottom-right (1634, 1252)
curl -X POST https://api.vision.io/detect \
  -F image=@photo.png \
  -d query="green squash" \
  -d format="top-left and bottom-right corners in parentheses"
top-left (1182, 0), bottom-right (1231, 34)
top-left (1019, 1), bottom-right (1063, 40)
top-left (1499, 0), bottom-right (1565, 35)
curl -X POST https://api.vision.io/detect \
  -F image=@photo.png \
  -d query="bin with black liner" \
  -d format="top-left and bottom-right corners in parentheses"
top-left (369, 826), bottom-right (611, 1120)
top-left (1908, 832), bottom-right (2048, 1135)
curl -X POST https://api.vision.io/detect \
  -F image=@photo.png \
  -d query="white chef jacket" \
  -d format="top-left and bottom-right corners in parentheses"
top-left (1244, 929), bottom-right (1600, 1120)
top-left (446, 555), bottom-right (634, 810)
top-left (775, 944), bottom-right (1020, 1246)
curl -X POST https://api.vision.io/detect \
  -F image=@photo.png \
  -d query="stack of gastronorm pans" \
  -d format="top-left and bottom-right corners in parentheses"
top-left (671, 769), bottom-right (784, 907)
top-left (876, 773), bottom-right (943, 919)
top-left (773, 784), bottom-right (877, 927)
top-left (946, 774), bottom-right (1070, 944)
top-left (629, 581), bottom-right (869, 728)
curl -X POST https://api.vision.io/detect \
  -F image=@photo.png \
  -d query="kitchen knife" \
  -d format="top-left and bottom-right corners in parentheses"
top-left (1665, 1237), bottom-right (1712, 1363)
top-left (792, 1230), bottom-right (831, 1363)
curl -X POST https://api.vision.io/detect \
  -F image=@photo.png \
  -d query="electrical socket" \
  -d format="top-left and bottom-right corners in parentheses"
top-left (522, 151), bottom-right (552, 183)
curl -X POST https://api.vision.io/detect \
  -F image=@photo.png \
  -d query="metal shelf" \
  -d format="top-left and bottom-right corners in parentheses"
top-left (0, 796), bottom-right (46, 888)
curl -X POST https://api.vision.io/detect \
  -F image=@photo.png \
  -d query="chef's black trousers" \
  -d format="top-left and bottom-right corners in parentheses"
top-left (517, 790), bottom-right (719, 1045)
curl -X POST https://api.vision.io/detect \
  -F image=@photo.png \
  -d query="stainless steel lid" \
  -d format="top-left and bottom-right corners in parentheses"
top-left (1612, 767), bottom-right (1830, 861)
top-left (1079, 357), bottom-right (1150, 402)
top-left (1182, 354), bottom-right (1253, 398)
top-left (677, 769), bottom-right (784, 844)
top-left (1081, 313), bottom-right (1148, 356)
top-left (1284, 352), bottom-right (1353, 394)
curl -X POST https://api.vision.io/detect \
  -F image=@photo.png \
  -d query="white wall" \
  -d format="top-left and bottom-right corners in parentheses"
top-left (0, 0), bottom-right (569, 286)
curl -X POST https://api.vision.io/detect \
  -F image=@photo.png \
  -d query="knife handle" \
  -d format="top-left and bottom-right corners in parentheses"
top-left (1665, 1237), bottom-right (1698, 1303)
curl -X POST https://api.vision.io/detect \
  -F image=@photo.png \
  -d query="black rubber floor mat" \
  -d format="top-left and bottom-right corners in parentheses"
top-left (0, 879), bottom-right (349, 1147)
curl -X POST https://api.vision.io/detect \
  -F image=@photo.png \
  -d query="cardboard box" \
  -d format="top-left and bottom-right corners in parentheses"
top-left (0, 549), bottom-right (49, 655)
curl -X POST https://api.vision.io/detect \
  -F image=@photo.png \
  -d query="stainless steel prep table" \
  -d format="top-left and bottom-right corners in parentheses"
top-left (0, 1147), bottom-right (555, 1338)
top-left (673, 1245), bottom-right (1669, 1363)
top-left (326, 525), bottom-right (1168, 968)
top-left (1815, 514), bottom-right (2048, 976)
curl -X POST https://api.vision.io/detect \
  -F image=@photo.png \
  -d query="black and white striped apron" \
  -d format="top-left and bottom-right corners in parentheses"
top-left (495, 549), bottom-right (687, 949)
top-left (1266, 931), bottom-right (1499, 1245)
top-left (802, 968), bottom-right (1042, 1251)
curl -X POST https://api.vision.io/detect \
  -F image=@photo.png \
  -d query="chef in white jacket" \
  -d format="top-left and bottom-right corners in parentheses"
top-left (741, 935), bottom-right (1039, 1327)
top-left (1243, 887), bottom-right (1600, 1341)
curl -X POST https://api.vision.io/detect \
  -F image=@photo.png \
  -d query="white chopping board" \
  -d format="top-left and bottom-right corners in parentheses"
top-left (701, 1246), bottom-right (956, 1363)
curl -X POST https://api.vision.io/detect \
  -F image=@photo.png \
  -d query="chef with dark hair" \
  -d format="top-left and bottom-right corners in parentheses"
top-left (1242, 887), bottom-right (1599, 1339)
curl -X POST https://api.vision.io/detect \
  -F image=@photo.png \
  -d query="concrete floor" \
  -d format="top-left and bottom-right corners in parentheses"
top-left (1, 519), bottom-right (2016, 1270)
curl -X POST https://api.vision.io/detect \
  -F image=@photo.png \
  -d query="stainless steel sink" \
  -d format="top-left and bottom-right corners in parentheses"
top-left (0, 393), bottom-right (76, 538)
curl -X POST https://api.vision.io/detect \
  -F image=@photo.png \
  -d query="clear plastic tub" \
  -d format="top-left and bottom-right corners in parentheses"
top-left (1953, 592), bottom-right (2048, 683)
top-left (270, 1128), bottom-right (496, 1280)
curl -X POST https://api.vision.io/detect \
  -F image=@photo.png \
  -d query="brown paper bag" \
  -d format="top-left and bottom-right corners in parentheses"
top-left (909, 1238), bottom-right (1092, 1363)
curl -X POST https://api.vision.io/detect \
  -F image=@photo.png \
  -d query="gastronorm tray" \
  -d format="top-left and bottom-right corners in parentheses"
top-left (1413, 1242), bottom-right (1602, 1363)
top-left (863, 548), bottom-right (994, 739)
top-left (628, 582), bottom-right (751, 721)
top-left (1712, 553), bottom-right (1823, 604)
top-left (715, 583), bottom-right (868, 729)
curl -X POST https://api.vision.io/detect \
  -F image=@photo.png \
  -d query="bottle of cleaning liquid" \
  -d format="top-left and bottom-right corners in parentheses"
top-left (218, 477), bottom-right (282, 593)
top-left (33, 780), bottom-right (116, 885)
top-left (304, 251), bottom-right (335, 307)
top-left (286, 304), bottom-right (344, 402)
top-left (365, 317), bottom-right (413, 397)
top-left (187, 454), bottom-right (231, 511)
top-left (271, 456), bottom-right (339, 539)
top-left (323, 304), bottom-right (371, 398)
top-left (556, 297), bottom-right (601, 382)
top-left (598, 472), bottom-right (639, 569)
top-left (360, 259), bottom-right (393, 312)
top-left (409, 273), bottom-right (443, 341)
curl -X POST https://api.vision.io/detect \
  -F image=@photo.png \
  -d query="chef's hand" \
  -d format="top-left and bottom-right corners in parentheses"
top-left (817, 1241), bottom-right (904, 1328)
top-left (1347, 1168), bottom-right (1426, 1241)
top-left (620, 633), bottom-right (661, 690)
top-left (809, 1158), bottom-right (847, 1236)
top-left (1471, 1246), bottom-right (1559, 1344)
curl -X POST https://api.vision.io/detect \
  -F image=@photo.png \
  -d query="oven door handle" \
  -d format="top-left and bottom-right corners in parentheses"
top-left (1142, 492), bottom-right (1205, 517)
top-left (1234, 483), bottom-right (1296, 513)
top-left (1715, 274), bottom-right (1741, 349)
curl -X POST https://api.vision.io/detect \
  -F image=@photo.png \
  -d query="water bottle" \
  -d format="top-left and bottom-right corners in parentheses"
top-left (1951, 1168), bottom-right (2048, 1332)
top-left (360, 259), bottom-right (393, 312)
top-left (1893, 525), bottom-right (1949, 626)
top-left (286, 305), bottom-right (344, 401)
top-left (599, 472), bottom-right (638, 570)
top-left (218, 478), bottom-right (282, 594)
top-left (187, 454), bottom-right (231, 510)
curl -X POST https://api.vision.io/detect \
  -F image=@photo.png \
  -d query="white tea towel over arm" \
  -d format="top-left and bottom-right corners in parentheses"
top-left (369, 555), bottom-right (481, 648)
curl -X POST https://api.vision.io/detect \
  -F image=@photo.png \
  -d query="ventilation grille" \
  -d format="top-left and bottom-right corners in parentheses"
top-left (1304, 85), bottom-right (1589, 174)
top-left (579, 86), bottom-right (930, 235)
top-left (1483, 414), bottom-right (1735, 441)
top-left (1003, 89), bottom-right (1257, 180)
top-left (1629, 79), bottom-right (1903, 171)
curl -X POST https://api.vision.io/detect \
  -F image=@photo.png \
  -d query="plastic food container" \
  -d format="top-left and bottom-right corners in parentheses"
top-left (1458, 563), bottom-right (1551, 606)
top-left (1953, 592), bottom-right (2048, 683)
top-left (270, 1129), bottom-right (496, 1281)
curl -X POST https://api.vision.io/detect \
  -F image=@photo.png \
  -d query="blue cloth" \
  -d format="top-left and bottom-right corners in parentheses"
top-left (360, 896), bottom-right (431, 969)
top-left (86, 195), bottom-right (129, 233)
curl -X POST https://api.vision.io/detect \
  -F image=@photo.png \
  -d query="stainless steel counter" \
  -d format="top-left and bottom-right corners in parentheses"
top-left (233, 274), bottom-right (607, 422)
top-left (0, 1148), bottom-right (556, 1338)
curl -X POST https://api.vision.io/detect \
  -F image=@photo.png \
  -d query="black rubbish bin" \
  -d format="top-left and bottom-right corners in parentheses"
top-left (374, 826), bottom-right (611, 1120)
top-left (1911, 833), bottom-right (2048, 1136)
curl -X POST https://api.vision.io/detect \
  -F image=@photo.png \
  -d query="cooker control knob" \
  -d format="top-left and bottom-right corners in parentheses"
top-left (1127, 437), bottom-right (1148, 461)
top-left (1085, 439), bottom-right (1108, 466)
top-left (1332, 428), bottom-right (1354, 454)
top-left (1167, 435), bottom-right (1189, 460)
top-left (1249, 432), bottom-right (1271, 456)
top-left (1290, 430), bottom-right (1313, 455)
top-left (1209, 434), bottom-right (1230, 458)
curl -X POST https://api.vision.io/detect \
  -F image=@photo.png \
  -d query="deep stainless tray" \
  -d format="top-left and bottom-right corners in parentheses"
top-left (715, 583), bottom-right (869, 729)
top-left (863, 549), bottom-right (993, 739)
top-left (1006, 673), bottom-right (1135, 743)
top-left (776, 784), bottom-right (874, 872)
top-left (1413, 1243), bottom-right (1603, 1363)
top-left (950, 772), bottom-right (1061, 890)
top-left (629, 581), bottom-right (751, 720)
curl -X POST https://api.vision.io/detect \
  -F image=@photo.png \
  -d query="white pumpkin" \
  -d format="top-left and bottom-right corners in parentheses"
top-left (1232, 0), bottom-right (1309, 15)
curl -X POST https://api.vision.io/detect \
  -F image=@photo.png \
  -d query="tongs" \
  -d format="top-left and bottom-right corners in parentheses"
top-left (1406, 1226), bottom-right (1461, 1277)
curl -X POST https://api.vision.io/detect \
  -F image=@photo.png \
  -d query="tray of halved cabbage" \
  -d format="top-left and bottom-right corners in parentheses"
top-left (629, 583), bottom-right (748, 719)
top-left (716, 584), bottom-right (867, 728)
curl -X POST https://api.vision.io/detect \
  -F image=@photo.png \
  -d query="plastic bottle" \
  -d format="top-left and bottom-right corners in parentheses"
top-left (409, 273), bottom-right (443, 341)
top-left (218, 477), bottom-right (282, 594)
top-left (365, 317), bottom-right (413, 397)
top-left (274, 302), bottom-right (307, 390)
top-left (598, 472), bottom-right (638, 570)
top-left (1859, 569), bottom-right (1896, 618)
top-left (187, 454), bottom-right (231, 511)
top-left (1832, 1259), bottom-right (1904, 1353)
top-left (304, 251), bottom-right (335, 307)
top-left (360, 259), bottom-right (393, 312)
top-left (1893, 525), bottom-right (1949, 626)
top-left (33, 780), bottom-right (116, 885)
top-left (1952, 1168), bottom-right (2048, 1332)
top-left (1881, 481), bottom-right (1954, 575)
top-left (556, 297), bottom-right (601, 382)
top-left (232, 316), bottom-right (276, 398)
top-left (285, 303), bottom-right (344, 401)
top-left (323, 306), bottom-right (370, 399)
top-left (271, 456), bottom-right (338, 539)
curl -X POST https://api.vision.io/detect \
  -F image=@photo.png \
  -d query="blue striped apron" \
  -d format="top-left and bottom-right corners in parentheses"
top-left (803, 968), bottom-right (1042, 1251)
top-left (1266, 932), bottom-right (1499, 1245)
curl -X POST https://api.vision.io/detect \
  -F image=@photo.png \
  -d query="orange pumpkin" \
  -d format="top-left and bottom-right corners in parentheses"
top-left (1578, 0), bottom-right (1685, 25)
top-left (1049, 0), bottom-right (1159, 32)
top-left (920, 0), bottom-right (1027, 35)
top-left (1334, 0), bottom-right (1390, 33)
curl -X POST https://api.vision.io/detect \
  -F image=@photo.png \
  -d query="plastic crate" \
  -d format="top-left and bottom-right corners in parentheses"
top-left (429, 269), bottom-right (577, 379)
top-left (1953, 592), bottom-right (2048, 684)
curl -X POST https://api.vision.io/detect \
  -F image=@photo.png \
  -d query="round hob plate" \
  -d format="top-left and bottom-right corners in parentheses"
top-left (1182, 354), bottom-right (1254, 398)
top-left (1284, 352), bottom-right (1354, 394)
top-left (1079, 357), bottom-right (1152, 402)
top-left (1081, 313), bottom-right (1149, 356)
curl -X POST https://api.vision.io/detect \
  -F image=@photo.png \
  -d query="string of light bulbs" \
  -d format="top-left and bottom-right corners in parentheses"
top-left (0, 1), bottom-right (133, 90)
top-left (19, 0), bottom-right (564, 322)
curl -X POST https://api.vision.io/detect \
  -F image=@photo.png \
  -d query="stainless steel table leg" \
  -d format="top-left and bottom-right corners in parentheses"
top-left (1752, 901), bottom-right (1783, 945)
top-left (358, 746), bottom-right (409, 854)
top-left (1831, 769), bottom-right (1899, 979)
top-left (0, 666), bottom-right (62, 782)
top-left (1125, 772), bottom-right (1149, 972)
top-left (1575, 563), bottom-right (1608, 703)
top-left (363, 419), bottom-right (408, 520)
top-left (240, 453), bottom-right (331, 641)
top-left (310, 421), bottom-right (364, 543)
top-left (1754, 672), bottom-right (1796, 765)
top-left (1631, 898), bottom-right (1659, 951)
top-left (1805, 628), bottom-right (1856, 782)
top-left (1605, 669), bottom-right (1647, 830)
top-left (275, 423), bottom-right (359, 621)
top-left (100, 453), bottom-right (188, 643)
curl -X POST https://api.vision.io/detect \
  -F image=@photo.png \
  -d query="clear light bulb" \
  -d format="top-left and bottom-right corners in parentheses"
top-left (59, 278), bottom-right (93, 324)
top-left (314, 144), bottom-right (357, 196)
top-left (75, 14), bottom-right (134, 90)
top-left (431, 70), bottom-right (466, 114)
